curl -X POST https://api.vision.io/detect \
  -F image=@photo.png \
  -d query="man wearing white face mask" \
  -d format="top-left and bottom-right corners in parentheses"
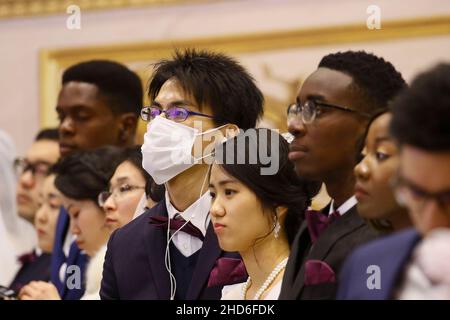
top-left (101, 49), bottom-right (264, 300)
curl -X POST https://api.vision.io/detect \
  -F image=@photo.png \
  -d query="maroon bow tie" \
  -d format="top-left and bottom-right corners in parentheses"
top-left (149, 215), bottom-right (205, 241)
top-left (207, 257), bottom-right (248, 287)
top-left (305, 209), bottom-right (340, 242)
top-left (17, 251), bottom-right (37, 265)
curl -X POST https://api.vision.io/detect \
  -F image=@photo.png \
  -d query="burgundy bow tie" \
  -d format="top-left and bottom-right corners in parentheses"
top-left (18, 251), bottom-right (37, 265)
top-left (207, 257), bottom-right (248, 287)
top-left (149, 215), bottom-right (205, 241)
top-left (306, 209), bottom-right (340, 242)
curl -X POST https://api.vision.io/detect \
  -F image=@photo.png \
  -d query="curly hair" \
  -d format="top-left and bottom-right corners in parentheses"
top-left (319, 51), bottom-right (406, 115)
top-left (35, 128), bottom-right (59, 142)
top-left (63, 60), bottom-right (143, 117)
top-left (390, 63), bottom-right (450, 151)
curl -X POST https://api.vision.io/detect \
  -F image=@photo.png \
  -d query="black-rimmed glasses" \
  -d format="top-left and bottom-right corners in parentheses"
top-left (287, 100), bottom-right (371, 124)
top-left (392, 175), bottom-right (450, 213)
top-left (13, 158), bottom-right (51, 178)
top-left (98, 184), bottom-right (145, 207)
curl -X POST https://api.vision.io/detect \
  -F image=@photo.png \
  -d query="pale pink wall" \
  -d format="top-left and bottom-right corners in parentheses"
top-left (0, 0), bottom-right (449, 154)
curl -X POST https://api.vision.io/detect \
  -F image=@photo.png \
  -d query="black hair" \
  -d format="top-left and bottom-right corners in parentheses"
top-left (215, 128), bottom-right (321, 245)
top-left (62, 60), bottom-right (143, 117)
top-left (319, 51), bottom-right (406, 115)
top-left (390, 63), bottom-right (450, 151)
top-left (148, 49), bottom-right (264, 129)
top-left (53, 146), bottom-right (124, 204)
top-left (119, 146), bottom-right (165, 203)
top-left (35, 128), bottom-right (59, 142)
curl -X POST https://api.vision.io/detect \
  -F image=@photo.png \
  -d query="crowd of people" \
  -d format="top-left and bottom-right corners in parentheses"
top-left (0, 48), bottom-right (449, 300)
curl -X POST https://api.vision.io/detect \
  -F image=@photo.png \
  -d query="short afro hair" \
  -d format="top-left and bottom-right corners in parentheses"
top-left (390, 63), bottom-right (450, 151)
top-left (148, 49), bottom-right (264, 130)
top-left (62, 60), bottom-right (143, 117)
top-left (35, 128), bottom-right (59, 142)
top-left (54, 146), bottom-right (124, 204)
top-left (318, 51), bottom-right (406, 114)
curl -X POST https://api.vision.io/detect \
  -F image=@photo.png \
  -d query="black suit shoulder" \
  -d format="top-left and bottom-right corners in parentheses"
top-left (101, 201), bottom-right (169, 300)
top-left (9, 253), bottom-right (51, 293)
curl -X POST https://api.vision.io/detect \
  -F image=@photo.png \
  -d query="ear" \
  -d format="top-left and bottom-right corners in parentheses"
top-left (275, 206), bottom-right (288, 220)
top-left (222, 124), bottom-right (240, 139)
top-left (117, 113), bottom-right (138, 143)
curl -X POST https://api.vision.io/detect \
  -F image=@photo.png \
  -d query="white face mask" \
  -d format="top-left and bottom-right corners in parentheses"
top-left (141, 116), bottom-right (226, 185)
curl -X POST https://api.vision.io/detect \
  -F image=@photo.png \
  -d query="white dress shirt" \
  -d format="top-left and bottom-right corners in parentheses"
top-left (328, 195), bottom-right (357, 217)
top-left (165, 191), bottom-right (211, 257)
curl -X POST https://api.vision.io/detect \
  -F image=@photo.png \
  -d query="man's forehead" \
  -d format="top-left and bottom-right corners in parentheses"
top-left (153, 78), bottom-right (192, 102)
top-left (400, 145), bottom-right (450, 192)
top-left (57, 81), bottom-right (102, 107)
top-left (298, 67), bottom-right (354, 101)
top-left (26, 140), bottom-right (59, 162)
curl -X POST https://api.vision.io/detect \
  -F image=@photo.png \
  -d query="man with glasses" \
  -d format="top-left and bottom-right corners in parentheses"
top-left (15, 129), bottom-right (59, 224)
top-left (8, 129), bottom-right (59, 291)
top-left (338, 63), bottom-right (450, 299)
top-left (280, 51), bottom-right (406, 300)
top-left (101, 49), bottom-right (264, 300)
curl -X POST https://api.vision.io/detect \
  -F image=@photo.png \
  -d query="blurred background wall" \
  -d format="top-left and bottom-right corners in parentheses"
top-left (0, 0), bottom-right (449, 155)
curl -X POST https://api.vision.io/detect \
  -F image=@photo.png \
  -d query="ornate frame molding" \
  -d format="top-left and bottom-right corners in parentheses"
top-left (0, 0), bottom-right (207, 19)
top-left (40, 15), bottom-right (450, 128)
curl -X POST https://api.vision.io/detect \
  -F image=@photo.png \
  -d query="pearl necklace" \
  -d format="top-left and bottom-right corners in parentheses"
top-left (241, 257), bottom-right (289, 300)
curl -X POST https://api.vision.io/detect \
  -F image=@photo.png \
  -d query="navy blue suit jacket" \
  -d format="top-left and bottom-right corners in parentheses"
top-left (9, 253), bottom-right (51, 293)
top-left (100, 198), bottom-right (245, 300)
top-left (50, 207), bottom-right (88, 300)
top-left (337, 228), bottom-right (421, 300)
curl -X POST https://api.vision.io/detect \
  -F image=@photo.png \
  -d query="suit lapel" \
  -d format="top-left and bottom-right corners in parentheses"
top-left (289, 225), bottom-right (310, 297)
top-left (285, 204), bottom-right (330, 297)
top-left (291, 205), bottom-right (366, 297)
top-left (143, 199), bottom-right (171, 299)
top-left (308, 206), bottom-right (365, 261)
top-left (281, 222), bottom-right (310, 298)
top-left (186, 222), bottom-right (222, 300)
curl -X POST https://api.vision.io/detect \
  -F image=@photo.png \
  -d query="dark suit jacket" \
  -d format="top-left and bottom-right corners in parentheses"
top-left (9, 253), bottom-right (51, 293)
top-left (337, 228), bottom-right (421, 300)
top-left (279, 204), bottom-right (378, 300)
top-left (50, 206), bottom-right (88, 300)
top-left (100, 198), bottom-right (244, 300)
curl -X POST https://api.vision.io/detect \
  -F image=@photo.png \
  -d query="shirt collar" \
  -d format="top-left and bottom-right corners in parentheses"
top-left (35, 247), bottom-right (43, 256)
top-left (329, 195), bottom-right (357, 216)
top-left (165, 191), bottom-right (211, 237)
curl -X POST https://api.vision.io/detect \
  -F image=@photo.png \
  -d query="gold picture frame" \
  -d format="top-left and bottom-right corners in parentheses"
top-left (40, 15), bottom-right (450, 134)
top-left (0, 0), bottom-right (209, 19)
top-left (38, 15), bottom-right (450, 210)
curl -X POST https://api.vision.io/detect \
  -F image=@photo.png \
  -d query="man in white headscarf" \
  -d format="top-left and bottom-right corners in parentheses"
top-left (0, 130), bottom-right (36, 285)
